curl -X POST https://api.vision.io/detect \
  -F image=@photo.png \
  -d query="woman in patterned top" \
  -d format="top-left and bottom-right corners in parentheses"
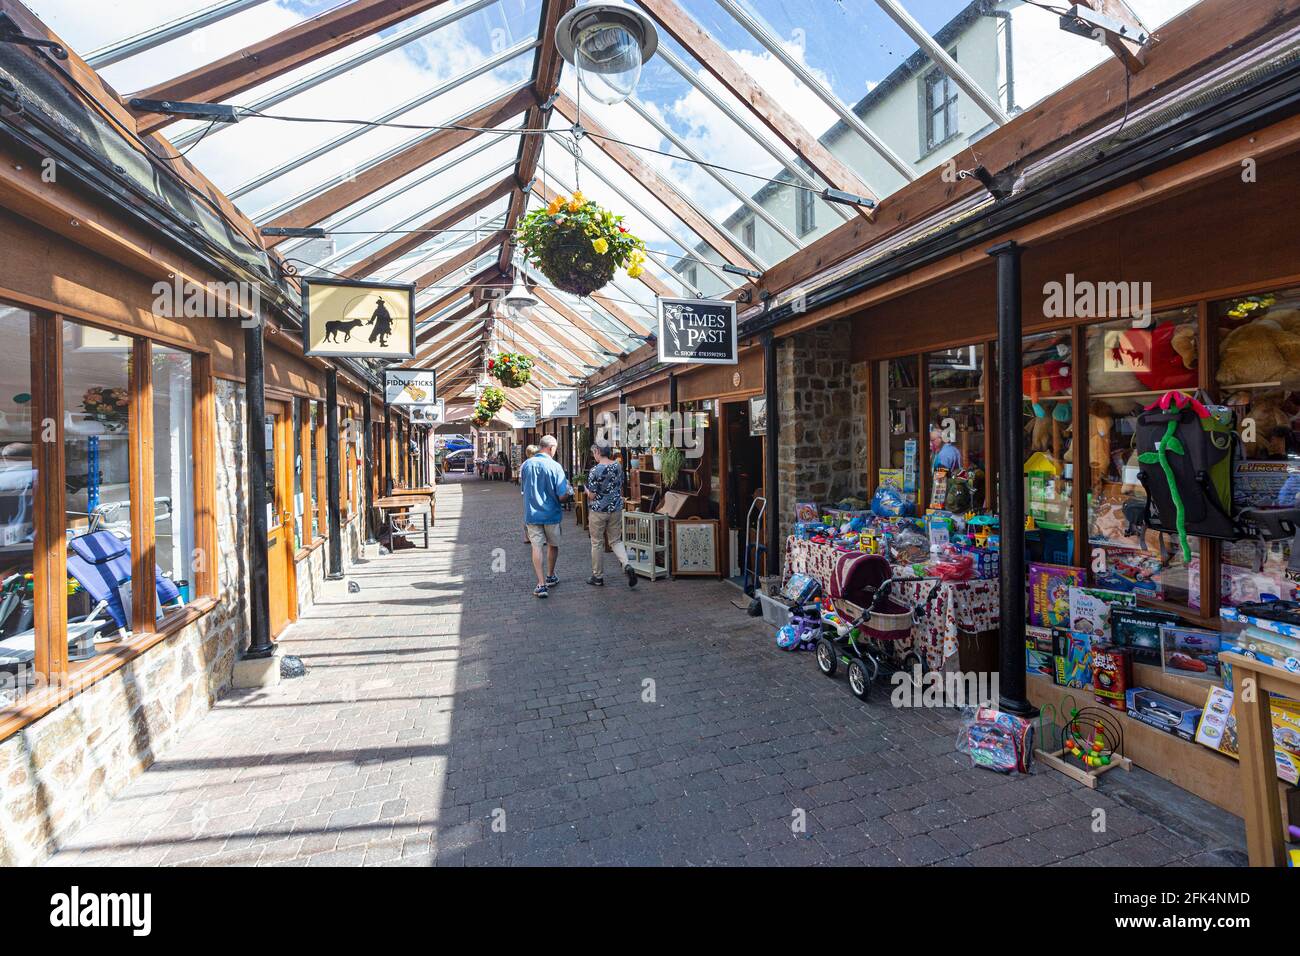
top-left (585, 444), bottom-right (637, 588)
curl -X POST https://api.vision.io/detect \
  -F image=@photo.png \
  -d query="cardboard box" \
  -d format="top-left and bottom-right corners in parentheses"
top-left (1126, 687), bottom-right (1202, 742)
top-left (1052, 629), bottom-right (1092, 689)
top-left (1194, 685), bottom-right (1300, 785)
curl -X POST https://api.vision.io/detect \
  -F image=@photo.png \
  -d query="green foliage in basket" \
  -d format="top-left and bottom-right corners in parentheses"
top-left (516, 191), bottom-right (647, 296)
top-left (660, 444), bottom-right (685, 489)
top-left (488, 351), bottom-right (534, 388)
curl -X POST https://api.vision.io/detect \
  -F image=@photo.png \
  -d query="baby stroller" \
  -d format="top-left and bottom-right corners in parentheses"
top-left (815, 552), bottom-right (921, 700)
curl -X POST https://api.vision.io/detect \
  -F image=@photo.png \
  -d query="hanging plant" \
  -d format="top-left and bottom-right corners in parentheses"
top-left (488, 351), bottom-right (534, 388)
top-left (479, 385), bottom-right (506, 415)
top-left (516, 191), bottom-right (647, 296)
top-left (660, 445), bottom-right (685, 490)
top-left (81, 386), bottom-right (129, 431)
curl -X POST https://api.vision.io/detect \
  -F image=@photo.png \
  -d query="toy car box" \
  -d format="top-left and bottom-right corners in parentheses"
top-left (1125, 687), bottom-right (1202, 741)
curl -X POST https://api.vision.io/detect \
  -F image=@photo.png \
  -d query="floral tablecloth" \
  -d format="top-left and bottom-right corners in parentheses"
top-left (783, 537), bottom-right (1000, 669)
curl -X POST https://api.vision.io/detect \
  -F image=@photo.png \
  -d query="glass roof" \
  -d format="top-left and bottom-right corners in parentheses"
top-left (21, 0), bottom-right (1207, 390)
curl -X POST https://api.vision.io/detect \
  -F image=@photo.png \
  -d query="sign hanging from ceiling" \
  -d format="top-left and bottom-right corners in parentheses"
top-left (409, 400), bottom-right (446, 425)
top-left (657, 296), bottom-right (737, 365)
top-left (514, 409), bottom-right (537, 429)
top-left (301, 277), bottom-right (416, 359)
top-left (539, 388), bottom-right (579, 419)
top-left (384, 369), bottom-right (438, 406)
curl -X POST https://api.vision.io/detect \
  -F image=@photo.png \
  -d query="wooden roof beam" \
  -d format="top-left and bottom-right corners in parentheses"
top-left (345, 177), bottom-right (516, 279)
top-left (413, 230), bottom-right (507, 291)
top-left (531, 286), bottom-right (624, 356)
top-left (554, 93), bottom-right (759, 269)
top-left (130, 0), bottom-right (453, 135)
top-left (263, 85), bottom-right (537, 239)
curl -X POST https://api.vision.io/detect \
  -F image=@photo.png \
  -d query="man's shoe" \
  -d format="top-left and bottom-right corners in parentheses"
top-left (625, 565), bottom-right (638, 588)
top-left (534, 585), bottom-right (548, 599)
top-left (587, 576), bottom-right (604, 586)
top-left (545, 574), bottom-right (559, 587)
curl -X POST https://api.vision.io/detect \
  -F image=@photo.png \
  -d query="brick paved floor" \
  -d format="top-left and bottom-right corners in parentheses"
top-left (48, 477), bottom-right (1246, 866)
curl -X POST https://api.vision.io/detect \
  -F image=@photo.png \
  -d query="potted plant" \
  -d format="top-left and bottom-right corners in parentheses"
top-left (660, 444), bottom-right (685, 490)
top-left (479, 385), bottom-right (506, 415)
top-left (82, 386), bottom-right (128, 432)
top-left (647, 416), bottom-right (667, 470)
top-left (516, 191), bottom-right (647, 296)
top-left (488, 351), bottom-right (534, 388)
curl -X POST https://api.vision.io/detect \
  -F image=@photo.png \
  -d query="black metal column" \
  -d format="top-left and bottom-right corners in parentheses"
top-left (362, 387), bottom-right (377, 545)
top-left (324, 369), bottom-right (343, 579)
top-left (763, 331), bottom-right (779, 584)
top-left (244, 321), bottom-right (273, 659)
top-left (988, 240), bottom-right (1035, 716)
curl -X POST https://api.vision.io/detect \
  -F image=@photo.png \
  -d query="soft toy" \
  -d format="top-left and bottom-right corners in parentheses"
top-left (1026, 402), bottom-right (1053, 453)
top-left (1218, 317), bottom-right (1300, 388)
top-left (1133, 321), bottom-right (1197, 391)
top-left (1088, 400), bottom-right (1113, 486)
top-left (1171, 324), bottom-right (1198, 371)
top-left (1226, 389), bottom-right (1294, 459)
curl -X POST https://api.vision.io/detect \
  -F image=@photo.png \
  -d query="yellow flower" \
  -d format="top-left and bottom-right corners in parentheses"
top-left (591, 237), bottom-right (609, 254)
top-left (546, 196), bottom-right (564, 215)
top-left (627, 264), bottom-right (643, 278)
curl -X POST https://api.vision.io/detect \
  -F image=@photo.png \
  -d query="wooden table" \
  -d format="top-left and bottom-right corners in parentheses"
top-left (1220, 651), bottom-right (1300, 867)
top-left (384, 487), bottom-right (435, 525)
top-left (375, 494), bottom-right (432, 549)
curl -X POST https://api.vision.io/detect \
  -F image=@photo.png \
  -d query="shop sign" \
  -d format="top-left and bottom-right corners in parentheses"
top-left (540, 388), bottom-right (578, 419)
top-left (657, 297), bottom-right (737, 365)
top-left (409, 400), bottom-right (446, 424)
top-left (384, 369), bottom-right (438, 406)
top-left (301, 277), bottom-right (415, 359)
top-left (514, 409), bottom-right (537, 428)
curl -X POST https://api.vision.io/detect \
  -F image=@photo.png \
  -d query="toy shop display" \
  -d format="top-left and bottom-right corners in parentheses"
top-left (1034, 695), bottom-right (1132, 787)
top-left (1090, 643), bottom-right (1134, 711)
top-left (1067, 586), bottom-right (1135, 640)
top-left (1026, 625), bottom-right (1054, 677)
top-left (1219, 604), bottom-right (1300, 677)
top-left (1159, 625), bottom-right (1223, 681)
top-left (956, 706), bottom-right (1035, 774)
top-left (1027, 562), bottom-right (1083, 628)
top-left (1125, 688), bottom-right (1202, 741)
top-left (1109, 607), bottom-right (1179, 666)
top-left (1053, 629), bottom-right (1092, 689)
top-left (1194, 684), bottom-right (1300, 785)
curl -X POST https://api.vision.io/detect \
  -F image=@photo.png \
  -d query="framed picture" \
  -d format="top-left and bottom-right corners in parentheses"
top-left (671, 518), bottom-right (719, 576)
top-left (749, 395), bottom-right (767, 436)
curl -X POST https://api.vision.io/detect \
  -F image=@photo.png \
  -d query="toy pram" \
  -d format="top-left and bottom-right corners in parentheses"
top-left (815, 552), bottom-right (922, 700)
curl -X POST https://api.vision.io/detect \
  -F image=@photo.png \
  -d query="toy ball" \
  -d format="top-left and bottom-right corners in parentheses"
top-left (776, 625), bottom-right (801, 650)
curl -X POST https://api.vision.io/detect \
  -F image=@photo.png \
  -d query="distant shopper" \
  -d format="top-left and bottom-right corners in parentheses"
top-left (585, 444), bottom-right (637, 588)
top-left (520, 435), bottom-right (570, 599)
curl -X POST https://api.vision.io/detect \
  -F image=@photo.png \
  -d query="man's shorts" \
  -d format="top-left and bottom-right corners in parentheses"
top-left (526, 523), bottom-right (561, 548)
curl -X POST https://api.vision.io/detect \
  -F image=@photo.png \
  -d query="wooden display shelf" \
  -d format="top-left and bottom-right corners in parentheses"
top-left (1026, 671), bottom-right (1293, 823)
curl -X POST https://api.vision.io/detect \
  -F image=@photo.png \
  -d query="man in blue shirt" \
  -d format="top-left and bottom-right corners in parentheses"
top-left (520, 435), bottom-right (571, 598)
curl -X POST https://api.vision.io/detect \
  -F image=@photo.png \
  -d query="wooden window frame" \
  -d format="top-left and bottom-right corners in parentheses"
top-left (2, 308), bottom-right (218, 742)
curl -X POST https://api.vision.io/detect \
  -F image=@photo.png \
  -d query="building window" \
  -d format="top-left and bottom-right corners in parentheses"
top-left (292, 400), bottom-right (305, 550)
top-left (309, 401), bottom-right (321, 540)
top-left (152, 346), bottom-right (196, 611)
top-left (683, 265), bottom-right (698, 291)
top-left (797, 188), bottom-right (816, 237)
top-left (742, 218), bottom-right (756, 251)
top-left (0, 306), bottom-right (35, 695)
top-left (923, 64), bottom-right (959, 152)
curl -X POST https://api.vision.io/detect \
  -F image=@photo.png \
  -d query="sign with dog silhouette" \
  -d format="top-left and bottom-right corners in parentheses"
top-left (301, 277), bottom-right (416, 359)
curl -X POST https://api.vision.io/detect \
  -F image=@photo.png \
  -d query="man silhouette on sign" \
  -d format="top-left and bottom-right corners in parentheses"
top-left (368, 296), bottom-right (393, 347)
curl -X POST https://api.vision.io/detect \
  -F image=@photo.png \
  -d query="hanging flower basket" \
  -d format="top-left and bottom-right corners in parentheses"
top-left (516, 191), bottom-right (647, 296)
top-left (479, 385), bottom-right (506, 415)
top-left (489, 351), bottom-right (534, 388)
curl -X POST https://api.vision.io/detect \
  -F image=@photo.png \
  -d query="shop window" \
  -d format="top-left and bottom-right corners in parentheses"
top-left (63, 321), bottom-right (135, 627)
top-left (742, 218), bottom-right (756, 251)
top-left (879, 356), bottom-right (920, 501)
top-left (926, 344), bottom-right (985, 509)
top-left (1213, 287), bottom-right (1300, 605)
top-left (292, 400), bottom-right (305, 551)
top-left (309, 402), bottom-right (321, 540)
top-left (1084, 308), bottom-right (1200, 606)
top-left (1023, 331), bottom-right (1074, 564)
top-left (0, 307), bottom-right (35, 691)
top-left (152, 346), bottom-right (196, 610)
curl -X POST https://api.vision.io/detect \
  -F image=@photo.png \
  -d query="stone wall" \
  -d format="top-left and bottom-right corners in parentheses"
top-left (775, 320), bottom-right (870, 548)
top-left (0, 379), bottom-right (250, 866)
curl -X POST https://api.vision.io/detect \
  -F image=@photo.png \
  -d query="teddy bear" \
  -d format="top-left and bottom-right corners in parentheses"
top-left (1225, 389), bottom-right (1295, 459)
top-left (1087, 399), bottom-right (1113, 486)
top-left (1217, 315), bottom-right (1300, 388)
top-left (1087, 320), bottom-right (1197, 397)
